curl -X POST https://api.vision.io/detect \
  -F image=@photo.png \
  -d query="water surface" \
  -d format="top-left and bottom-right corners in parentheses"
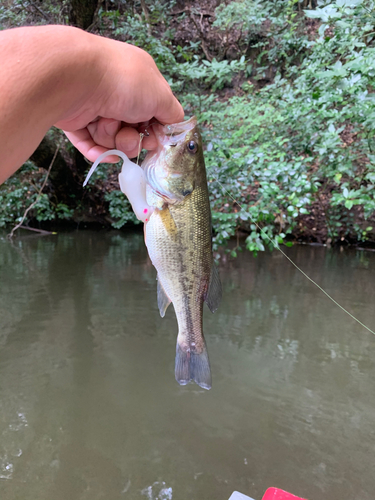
top-left (1, 231), bottom-right (375, 500)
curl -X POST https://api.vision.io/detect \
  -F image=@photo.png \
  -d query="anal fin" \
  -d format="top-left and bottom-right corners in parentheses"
top-left (205, 264), bottom-right (222, 313)
top-left (157, 277), bottom-right (171, 318)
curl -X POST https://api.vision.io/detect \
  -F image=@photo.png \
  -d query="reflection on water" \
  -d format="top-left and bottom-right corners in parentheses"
top-left (1, 230), bottom-right (375, 500)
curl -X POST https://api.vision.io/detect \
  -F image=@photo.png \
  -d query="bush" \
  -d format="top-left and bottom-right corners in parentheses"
top-left (2, 0), bottom-right (375, 250)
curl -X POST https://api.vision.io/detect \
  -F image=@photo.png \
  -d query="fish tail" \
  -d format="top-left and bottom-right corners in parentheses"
top-left (175, 341), bottom-right (212, 390)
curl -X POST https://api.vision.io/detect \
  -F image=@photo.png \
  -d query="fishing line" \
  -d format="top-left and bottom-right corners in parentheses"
top-left (132, 119), bottom-right (374, 334)
top-left (210, 173), bottom-right (375, 336)
top-left (136, 133), bottom-right (145, 166)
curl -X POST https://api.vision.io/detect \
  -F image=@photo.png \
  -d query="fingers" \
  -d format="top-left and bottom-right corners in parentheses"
top-left (114, 126), bottom-right (140, 158)
top-left (115, 126), bottom-right (158, 158)
top-left (64, 129), bottom-right (120, 163)
top-left (153, 82), bottom-right (184, 125)
top-left (87, 118), bottom-right (121, 149)
top-left (65, 120), bottom-right (160, 166)
top-left (56, 38), bottom-right (185, 153)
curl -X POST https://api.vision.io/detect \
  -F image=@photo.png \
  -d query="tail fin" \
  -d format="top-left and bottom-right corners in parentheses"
top-left (175, 342), bottom-right (212, 390)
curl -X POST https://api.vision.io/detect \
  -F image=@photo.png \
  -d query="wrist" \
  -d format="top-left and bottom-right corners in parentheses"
top-left (1, 25), bottom-right (104, 126)
top-left (43, 26), bottom-right (107, 128)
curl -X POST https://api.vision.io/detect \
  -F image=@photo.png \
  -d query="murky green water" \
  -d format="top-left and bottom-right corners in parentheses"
top-left (1, 230), bottom-right (375, 500)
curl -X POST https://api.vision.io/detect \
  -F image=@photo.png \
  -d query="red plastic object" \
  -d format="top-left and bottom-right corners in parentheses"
top-left (262, 487), bottom-right (307, 500)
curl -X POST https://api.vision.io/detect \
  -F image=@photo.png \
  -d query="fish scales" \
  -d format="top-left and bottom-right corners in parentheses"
top-left (147, 186), bottom-right (211, 347)
top-left (143, 117), bottom-right (221, 390)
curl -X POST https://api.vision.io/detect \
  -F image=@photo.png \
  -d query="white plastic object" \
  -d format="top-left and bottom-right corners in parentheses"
top-left (82, 149), bottom-right (154, 223)
top-left (228, 492), bottom-right (255, 500)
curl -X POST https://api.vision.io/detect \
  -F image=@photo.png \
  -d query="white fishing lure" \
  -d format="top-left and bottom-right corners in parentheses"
top-left (83, 149), bottom-right (154, 223)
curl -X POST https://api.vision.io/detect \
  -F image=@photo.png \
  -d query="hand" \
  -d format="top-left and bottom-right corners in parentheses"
top-left (0, 26), bottom-right (184, 183)
top-left (56, 41), bottom-right (183, 162)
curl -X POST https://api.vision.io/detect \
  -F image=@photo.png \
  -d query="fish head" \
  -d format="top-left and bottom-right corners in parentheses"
top-left (142, 116), bottom-right (203, 203)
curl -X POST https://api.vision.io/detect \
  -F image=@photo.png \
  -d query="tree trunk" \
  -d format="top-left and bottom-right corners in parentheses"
top-left (68, 0), bottom-right (100, 30)
top-left (30, 136), bottom-right (80, 202)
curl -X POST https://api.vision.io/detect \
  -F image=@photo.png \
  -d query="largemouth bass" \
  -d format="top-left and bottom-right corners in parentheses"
top-left (143, 116), bottom-right (222, 390)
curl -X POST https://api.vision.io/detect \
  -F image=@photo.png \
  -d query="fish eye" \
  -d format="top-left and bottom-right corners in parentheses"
top-left (187, 141), bottom-right (198, 154)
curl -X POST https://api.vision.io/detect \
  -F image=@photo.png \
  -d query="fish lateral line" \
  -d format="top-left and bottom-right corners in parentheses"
top-left (210, 173), bottom-right (375, 336)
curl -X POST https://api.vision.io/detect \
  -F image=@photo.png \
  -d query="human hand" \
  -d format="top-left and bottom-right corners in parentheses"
top-left (0, 26), bottom-right (183, 183)
top-left (56, 40), bottom-right (184, 163)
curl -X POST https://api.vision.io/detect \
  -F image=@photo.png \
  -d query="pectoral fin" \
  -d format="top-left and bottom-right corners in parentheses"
top-left (157, 277), bottom-right (171, 318)
top-left (205, 264), bottom-right (222, 313)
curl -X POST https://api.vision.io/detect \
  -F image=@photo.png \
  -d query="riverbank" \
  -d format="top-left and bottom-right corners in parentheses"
top-left (1, 0), bottom-right (374, 251)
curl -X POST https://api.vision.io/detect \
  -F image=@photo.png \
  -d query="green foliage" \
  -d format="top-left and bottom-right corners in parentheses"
top-left (214, 0), bottom-right (311, 73)
top-left (0, 185), bottom-right (30, 228)
top-left (0, 162), bottom-right (74, 228)
top-left (105, 191), bottom-right (140, 229)
top-left (56, 203), bottom-right (74, 220)
top-left (33, 193), bottom-right (55, 221)
top-left (3, 0), bottom-right (375, 249)
top-left (0, 0), bottom-right (69, 29)
top-left (177, 56), bottom-right (247, 91)
top-left (100, 2), bottom-right (178, 75)
top-left (184, 0), bottom-right (375, 252)
top-left (0, 163), bottom-right (38, 227)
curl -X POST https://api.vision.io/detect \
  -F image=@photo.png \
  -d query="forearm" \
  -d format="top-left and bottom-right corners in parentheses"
top-left (0, 25), bottom-right (104, 183)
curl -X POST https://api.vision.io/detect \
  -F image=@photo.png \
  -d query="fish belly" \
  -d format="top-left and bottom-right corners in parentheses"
top-left (145, 189), bottom-right (213, 389)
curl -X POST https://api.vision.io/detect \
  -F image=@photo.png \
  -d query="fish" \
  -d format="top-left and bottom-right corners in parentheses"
top-left (143, 116), bottom-right (222, 390)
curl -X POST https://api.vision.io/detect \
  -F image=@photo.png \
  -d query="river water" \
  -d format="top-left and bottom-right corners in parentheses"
top-left (0, 230), bottom-right (375, 500)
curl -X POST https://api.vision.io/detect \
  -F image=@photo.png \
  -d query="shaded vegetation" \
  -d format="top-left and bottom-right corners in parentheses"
top-left (1, 0), bottom-right (375, 254)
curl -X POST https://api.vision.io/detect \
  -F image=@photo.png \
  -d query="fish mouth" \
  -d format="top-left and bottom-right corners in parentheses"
top-left (144, 116), bottom-right (198, 158)
top-left (141, 117), bottom-right (198, 202)
top-left (162, 116), bottom-right (197, 136)
top-left (153, 116), bottom-right (198, 148)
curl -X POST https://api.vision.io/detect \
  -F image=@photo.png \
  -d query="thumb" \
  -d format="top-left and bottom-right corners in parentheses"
top-left (153, 81), bottom-right (184, 125)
